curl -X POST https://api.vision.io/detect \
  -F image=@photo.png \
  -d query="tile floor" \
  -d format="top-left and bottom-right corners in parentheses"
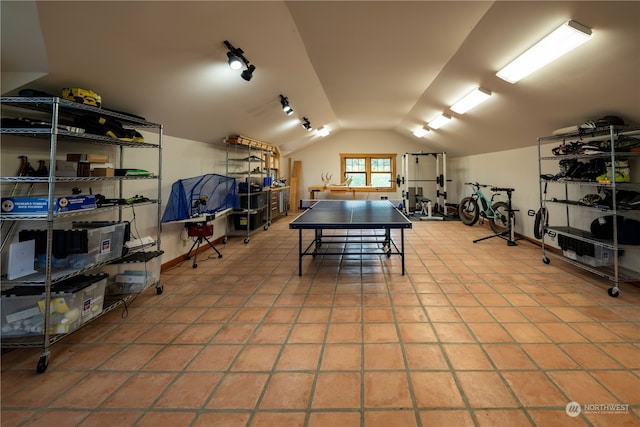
top-left (1, 215), bottom-right (639, 427)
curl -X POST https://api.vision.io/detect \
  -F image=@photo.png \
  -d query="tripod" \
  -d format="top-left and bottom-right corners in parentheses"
top-left (184, 222), bottom-right (222, 268)
top-left (473, 187), bottom-right (519, 246)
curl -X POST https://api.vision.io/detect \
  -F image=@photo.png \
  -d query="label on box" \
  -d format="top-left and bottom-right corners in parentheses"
top-left (1, 195), bottom-right (96, 214)
top-left (100, 238), bottom-right (112, 254)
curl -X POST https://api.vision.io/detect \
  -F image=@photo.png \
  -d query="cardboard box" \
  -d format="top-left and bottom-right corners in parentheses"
top-left (67, 153), bottom-right (110, 163)
top-left (1, 195), bottom-right (97, 215)
top-left (92, 167), bottom-right (115, 177)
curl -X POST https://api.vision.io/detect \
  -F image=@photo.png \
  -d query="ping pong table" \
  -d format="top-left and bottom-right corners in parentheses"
top-left (289, 200), bottom-right (412, 275)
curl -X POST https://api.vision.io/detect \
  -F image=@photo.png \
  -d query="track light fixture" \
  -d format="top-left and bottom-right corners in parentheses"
top-left (317, 126), bottom-right (330, 137)
top-left (223, 40), bottom-right (255, 81)
top-left (280, 95), bottom-right (293, 115)
top-left (302, 117), bottom-right (313, 131)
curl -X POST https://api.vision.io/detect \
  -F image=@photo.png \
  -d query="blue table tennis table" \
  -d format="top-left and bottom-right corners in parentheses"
top-left (289, 200), bottom-right (412, 275)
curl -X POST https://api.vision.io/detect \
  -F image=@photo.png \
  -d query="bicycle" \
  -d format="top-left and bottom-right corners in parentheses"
top-left (458, 182), bottom-right (512, 234)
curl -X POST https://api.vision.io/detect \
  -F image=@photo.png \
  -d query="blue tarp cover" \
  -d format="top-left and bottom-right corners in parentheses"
top-left (162, 174), bottom-right (237, 223)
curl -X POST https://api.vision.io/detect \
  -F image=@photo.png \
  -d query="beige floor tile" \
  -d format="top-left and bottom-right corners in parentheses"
top-left (206, 372), bottom-right (269, 409)
top-left (483, 343), bottom-right (537, 370)
top-left (312, 372), bottom-right (361, 408)
top-left (411, 372), bottom-right (466, 408)
top-left (456, 372), bottom-right (519, 408)
top-left (259, 372), bottom-right (314, 409)
top-left (250, 412), bottom-right (306, 427)
top-left (277, 344), bottom-right (322, 371)
top-left (501, 371), bottom-right (567, 407)
top-left (443, 344), bottom-right (493, 370)
top-left (100, 373), bottom-right (175, 409)
top-left (419, 410), bottom-right (475, 427)
top-left (321, 343), bottom-right (362, 370)
top-left (308, 412), bottom-right (361, 427)
top-left (364, 371), bottom-right (413, 408)
top-left (364, 410), bottom-right (418, 427)
top-left (231, 345), bottom-right (281, 371)
top-left (192, 412), bottom-right (251, 427)
top-left (474, 409), bottom-right (533, 427)
top-left (364, 343), bottom-right (405, 370)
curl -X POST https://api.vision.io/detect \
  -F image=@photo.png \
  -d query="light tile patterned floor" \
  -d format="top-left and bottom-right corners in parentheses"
top-left (2, 215), bottom-right (639, 427)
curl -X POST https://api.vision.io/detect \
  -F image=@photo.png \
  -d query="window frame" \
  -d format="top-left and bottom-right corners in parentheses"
top-left (339, 153), bottom-right (397, 192)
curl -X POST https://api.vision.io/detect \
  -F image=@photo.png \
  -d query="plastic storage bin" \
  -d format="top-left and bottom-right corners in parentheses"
top-left (558, 233), bottom-right (620, 267)
top-left (102, 251), bottom-right (163, 295)
top-left (0, 273), bottom-right (107, 337)
top-left (67, 222), bottom-right (127, 268)
top-left (562, 248), bottom-right (617, 267)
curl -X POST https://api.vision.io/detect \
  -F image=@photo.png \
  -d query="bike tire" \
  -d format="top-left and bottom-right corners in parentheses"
top-left (459, 197), bottom-right (479, 226)
top-left (533, 207), bottom-right (547, 239)
top-left (489, 201), bottom-right (511, 234)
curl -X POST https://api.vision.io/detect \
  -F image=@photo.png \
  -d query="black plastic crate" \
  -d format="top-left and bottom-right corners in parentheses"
top-left (233, 210), bottom-right (264, 230)
top-left (558, 234), bottom-right (595, 257)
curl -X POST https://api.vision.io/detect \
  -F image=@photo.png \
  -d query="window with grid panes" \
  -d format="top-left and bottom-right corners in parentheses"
top-left (340, 153), bottom-right (396, 191)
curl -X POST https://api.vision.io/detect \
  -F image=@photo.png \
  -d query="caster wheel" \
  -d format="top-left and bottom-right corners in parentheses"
top-left (223, 236), bottom-right (228, 244)
top-left (36, 354), bottom-right (49, 373)
top-left (608, 287), bottom-right (619, 298)
top-left (542, 256), bottom-right (550, 264)
top-left (192, 264), bottom-right (197, 269)
top-left (156, 285), bottom-right (164, 295)
top-left (264, 225), bottom-right (269, 231)
top-left (218, 254), bottom-right (223, 259)
top-left (244, 237), bottom-right (250, 244)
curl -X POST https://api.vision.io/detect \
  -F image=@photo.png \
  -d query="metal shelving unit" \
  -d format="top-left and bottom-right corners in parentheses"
top-left (537, 125), bottom-right (640, 297)
top-left (0, 96), bottom-right (163, 372)
top-left (225, 136), bottom-right (272, 244)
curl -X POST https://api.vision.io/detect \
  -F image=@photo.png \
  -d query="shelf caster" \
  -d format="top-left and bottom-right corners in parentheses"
top-left (223, 236), bottom-right (228, 244)
top-left (36, 352), bottom-right (49, 373)
top-left (156, 285), bottom-right (163, 295)
top-left (264, 224), bottom-right (269, 231)
top-left (608, 287), bottom-right (619, 298)
top-left (542, 256), bottom-right (550, 264)
top-left (244, 237), bottom-right (250, 244)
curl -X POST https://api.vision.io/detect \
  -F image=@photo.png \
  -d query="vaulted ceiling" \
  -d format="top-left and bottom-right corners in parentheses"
top-left (2, 1), bottom-right (639, 157)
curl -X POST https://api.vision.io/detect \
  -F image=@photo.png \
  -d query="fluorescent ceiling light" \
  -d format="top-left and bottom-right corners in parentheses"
top-left (412, 127), bottom-right (429, 138)
top-left (317, 127), bottom-right (330, 137)
top-left (450, 87), bottom-right (492, 114)
top-left (428, 113), bottom-right (451, 130)
top-left (497, 20), bottom-right (592, 84)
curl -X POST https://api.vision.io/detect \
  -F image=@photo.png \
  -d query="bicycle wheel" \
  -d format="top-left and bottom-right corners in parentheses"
top-left (489, 201), bottom-right (511, 233)
top-left (458, 197), bottom-right (479, 226)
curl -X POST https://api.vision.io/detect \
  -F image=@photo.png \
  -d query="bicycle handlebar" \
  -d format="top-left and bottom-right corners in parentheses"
top-left (463, 182), bottom-right (492, 188)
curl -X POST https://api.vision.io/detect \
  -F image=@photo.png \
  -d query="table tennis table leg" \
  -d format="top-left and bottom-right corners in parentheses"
top-left (384, 228), bottom-right (391, 257)
top-left (401, 229), bottom-right (405, 275)
top-left (298, 229), bottom-right (303, 276)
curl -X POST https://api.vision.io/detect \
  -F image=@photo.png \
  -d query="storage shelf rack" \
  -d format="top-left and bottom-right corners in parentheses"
top-left (225, 135), bottom-right (272, 244)
top-left (537, 125), bottom-right (640, 297)
top-left (0, 96), bottom-right (163, 372)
